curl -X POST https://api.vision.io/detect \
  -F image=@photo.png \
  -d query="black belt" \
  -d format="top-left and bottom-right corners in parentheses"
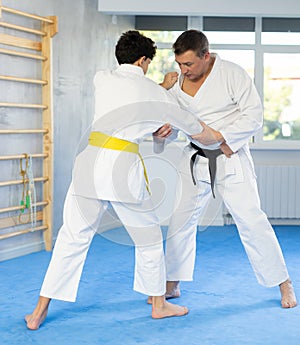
top-left (190, 142), bottom-right (223, 198)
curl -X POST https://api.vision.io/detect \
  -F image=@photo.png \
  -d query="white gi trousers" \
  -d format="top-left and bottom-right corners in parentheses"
top-left (40, 184), bottom-right (166, 302)
top-left (165, 147), bottom-right (289, 287)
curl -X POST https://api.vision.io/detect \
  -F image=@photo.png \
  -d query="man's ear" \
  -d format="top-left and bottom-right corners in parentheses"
top-left (136, 56), bottom-right (146, 66)
top-left (204, 51), bottom-right (210, 61)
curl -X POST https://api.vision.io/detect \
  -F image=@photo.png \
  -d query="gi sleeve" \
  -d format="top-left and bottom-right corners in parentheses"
top-left (220, 69), bottom-right (263, 153)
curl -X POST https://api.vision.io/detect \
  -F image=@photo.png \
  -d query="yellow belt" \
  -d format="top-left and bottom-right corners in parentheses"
top-left (88, 131), bottom-right (150, 193)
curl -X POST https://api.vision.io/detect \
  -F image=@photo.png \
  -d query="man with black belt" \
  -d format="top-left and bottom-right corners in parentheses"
top-left (159, 30), bottom-right (297, 308)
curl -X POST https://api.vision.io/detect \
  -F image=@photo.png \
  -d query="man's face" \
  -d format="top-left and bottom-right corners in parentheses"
top-left (175, 50), bottom-right (210, 81)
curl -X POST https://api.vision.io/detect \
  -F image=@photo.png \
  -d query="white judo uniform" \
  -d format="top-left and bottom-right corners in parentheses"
top-left (40, 64), bottom-right (203, 302)
top-left (165, 54), bottom-right (289, 287)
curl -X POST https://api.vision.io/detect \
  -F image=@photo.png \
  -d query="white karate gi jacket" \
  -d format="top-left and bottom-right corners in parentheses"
top-left (169, 53), bottom-right (263, 184)
top-left (72, 64), bottom-right (202, 203)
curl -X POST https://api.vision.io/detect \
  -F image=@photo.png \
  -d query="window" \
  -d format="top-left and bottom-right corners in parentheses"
top-left (203, 31), bottom-right (255, 45)
top-left (262, 32), bottom-right (300, 45)
top-left (262, 18), bottom-right (300, 45)
top-left (263, 53), bottom-right (300, 140)
top-left (203, 16), bottom-right (255, 45)
top-left (261, 18), bottom-right (300, 142)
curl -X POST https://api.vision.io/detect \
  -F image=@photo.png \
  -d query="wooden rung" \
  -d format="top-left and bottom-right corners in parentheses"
top-left (0, 153), bottom-right (48, 160)
top-left (0, 21), bottom-right (46, 36)
top-left (0, 75), bottom-right (47, 85)
top-left (0, 211), bottom-right (43, 230)
top-left (0, 102), bottom-right (47, 109)
top-left (0, 225), bottom-right (48, 241)
top-left (1, 6), bottom-right (54, 24)
top-left (0, 129), bottom-right (48, 134)
top-left (0, 48), bottom-right (46, 60)
top-left (0, 33), bottom-right (41, 51)
top-left (0, 176), bottom-right (48, 187)
top-left (0, 201), bottom-right (48, 214)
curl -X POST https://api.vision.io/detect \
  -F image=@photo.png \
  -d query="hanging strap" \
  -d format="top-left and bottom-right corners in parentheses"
top-left (19, 154), bottom-right (37, 229)
top-left (27, 155), bottom-right (37, 230)
top-left (19, 154), bottom-right (29, 217)
top-left (88, 131), bottom-right (150, 194)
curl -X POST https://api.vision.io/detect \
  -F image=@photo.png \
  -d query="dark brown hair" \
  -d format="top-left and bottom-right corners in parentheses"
top-left (173, 30), bottom-right (209, 58)
top-left (115, 30), bottom-right (157, 64)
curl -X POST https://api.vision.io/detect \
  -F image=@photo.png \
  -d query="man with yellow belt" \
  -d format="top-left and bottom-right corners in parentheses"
top-left (25, 30), bottom-right (206, 330)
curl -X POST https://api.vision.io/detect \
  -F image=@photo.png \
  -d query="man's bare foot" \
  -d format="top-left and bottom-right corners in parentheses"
top-left (151, 296), bottom-right (188, 319)
top-left (280, 279), bottom-right (297, 308)
top-left (25, 296), bottom-right (51, 330)
top-left (25, 312), bottom-right (47, 330)
top-left (147, 281), bottom-right (181, 304)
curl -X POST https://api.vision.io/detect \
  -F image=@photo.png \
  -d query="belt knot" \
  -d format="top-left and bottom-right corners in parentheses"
top-left (190, 142), bottom-right (223, 198)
